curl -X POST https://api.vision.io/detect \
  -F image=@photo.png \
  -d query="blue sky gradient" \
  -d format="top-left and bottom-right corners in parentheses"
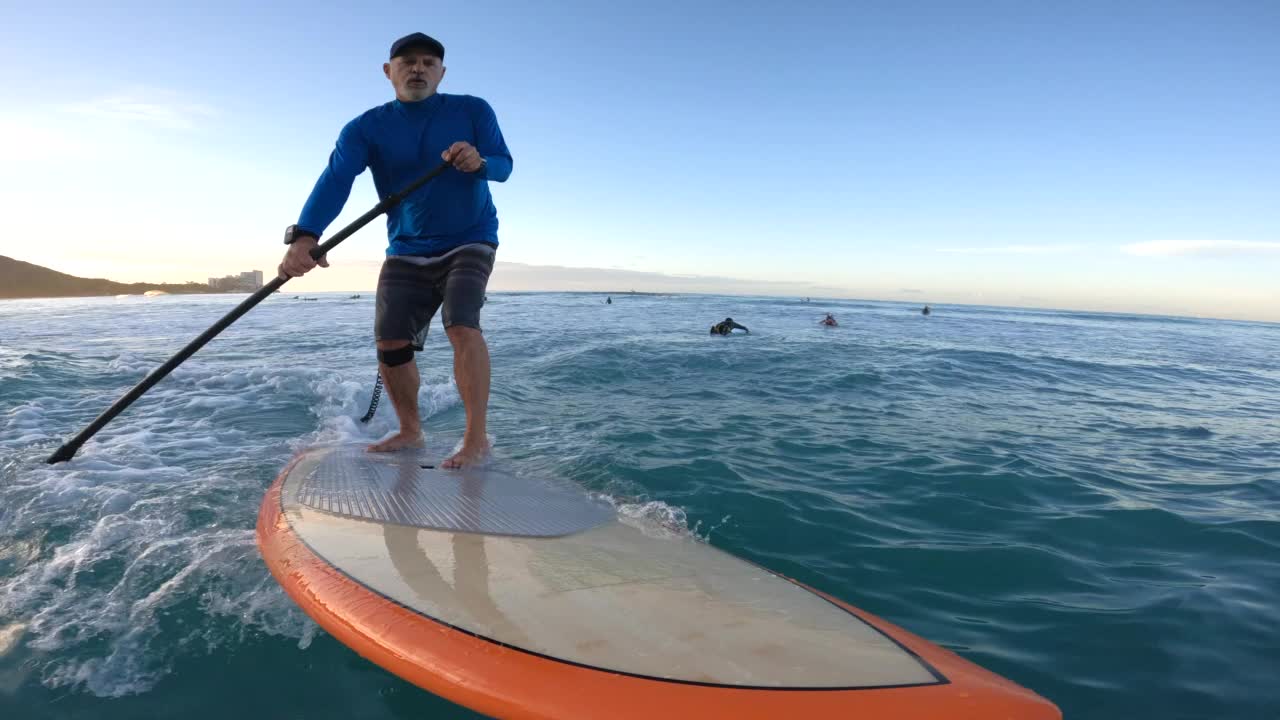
top-left (1, 1), bottom-right (1276, 319)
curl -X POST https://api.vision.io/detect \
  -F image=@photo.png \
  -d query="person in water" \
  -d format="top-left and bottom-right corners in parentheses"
top-left (277, 32), bottom-right (513, 467)
top-left (710, 317), bottom-right (749, 335)
top-left (821, 313), bottom-right (838, 326)
top-left (606, 296), bottom-right (612, 304)
top-left (922, 305), bottom-right (931, 316)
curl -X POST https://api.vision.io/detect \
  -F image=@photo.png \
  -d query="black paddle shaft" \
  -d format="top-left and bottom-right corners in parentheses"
top-left (45, 161), bottom-right (453, 464)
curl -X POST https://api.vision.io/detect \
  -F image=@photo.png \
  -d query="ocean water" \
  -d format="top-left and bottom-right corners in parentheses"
top-left (1, 291), bottom-right (1277, 719)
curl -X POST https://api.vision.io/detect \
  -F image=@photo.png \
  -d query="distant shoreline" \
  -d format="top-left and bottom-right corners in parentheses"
top-left (0, 255), bottom-right (256, 301)
top-left (0, 290), bottom-right (240, 300)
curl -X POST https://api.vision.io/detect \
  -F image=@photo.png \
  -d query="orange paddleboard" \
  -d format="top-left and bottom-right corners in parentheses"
top-left (257, 446), bottom-right (1060, 719)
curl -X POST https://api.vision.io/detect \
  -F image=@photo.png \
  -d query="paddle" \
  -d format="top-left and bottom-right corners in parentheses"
top-left (45, 161), bottom-right (453, 464)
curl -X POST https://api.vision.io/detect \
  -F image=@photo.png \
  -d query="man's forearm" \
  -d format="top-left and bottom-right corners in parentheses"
top-left (477, 154), bottom-right (513, 183)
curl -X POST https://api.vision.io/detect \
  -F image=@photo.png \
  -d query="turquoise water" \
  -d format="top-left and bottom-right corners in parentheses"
top-left (1, 291), bottom-right (1277, 719)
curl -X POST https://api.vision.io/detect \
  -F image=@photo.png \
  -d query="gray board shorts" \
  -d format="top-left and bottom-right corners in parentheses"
top-left (374, 243), bottom-right (495, 350)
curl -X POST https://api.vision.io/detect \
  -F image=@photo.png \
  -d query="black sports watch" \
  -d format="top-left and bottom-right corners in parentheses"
top-left (284, 225), bottom-right (318, 245)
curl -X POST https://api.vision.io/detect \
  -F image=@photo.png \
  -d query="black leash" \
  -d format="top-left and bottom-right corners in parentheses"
top-left (359, 372), bottom-right (384, 423)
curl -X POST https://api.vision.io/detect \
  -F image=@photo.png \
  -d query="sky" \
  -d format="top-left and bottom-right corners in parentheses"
top-left (0, 0), bottom-right (1277, 321)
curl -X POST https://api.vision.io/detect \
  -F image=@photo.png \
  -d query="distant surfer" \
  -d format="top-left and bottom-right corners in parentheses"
top-left (820, 313), bottom-right (837, 326)
top-left (606, 296), bottom-right (612, 304)
top-left (277, 32), bottom-right (512, 468)
top-left (710, 317), bottom-right (749, 335)
top-left (922, 305), bottom-right (931, 316)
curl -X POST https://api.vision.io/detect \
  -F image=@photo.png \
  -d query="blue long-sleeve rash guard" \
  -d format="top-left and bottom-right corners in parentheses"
top-left (296, 93), bottom-right (512, 257)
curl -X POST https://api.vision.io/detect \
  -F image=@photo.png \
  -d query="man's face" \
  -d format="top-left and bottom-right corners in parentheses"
top-left (384, 50), bottom-right (445, 102)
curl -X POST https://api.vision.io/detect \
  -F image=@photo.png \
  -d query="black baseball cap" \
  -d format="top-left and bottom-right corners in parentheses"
top-left (389, 32), bottom-right (445, 60)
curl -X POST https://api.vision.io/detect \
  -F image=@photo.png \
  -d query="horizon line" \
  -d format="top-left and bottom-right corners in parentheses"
top-left (4, 254), bottom-right (1275, 326)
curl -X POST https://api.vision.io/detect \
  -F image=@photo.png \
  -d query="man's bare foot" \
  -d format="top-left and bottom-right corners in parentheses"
top-left (366, 430), bottom-right (425, 453)
top-left (442, 443), bottom-right (490, 469)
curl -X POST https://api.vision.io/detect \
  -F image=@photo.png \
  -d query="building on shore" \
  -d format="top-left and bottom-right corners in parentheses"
top-left (207, 270), bottom-right (264, 292)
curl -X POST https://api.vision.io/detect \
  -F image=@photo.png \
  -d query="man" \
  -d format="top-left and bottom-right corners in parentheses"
top-left (278, 32), bottom-right (512, 468)
top-left (710, 317), bottom-right (749, 335)
top-left (820, 313), bottom-right (838, 326)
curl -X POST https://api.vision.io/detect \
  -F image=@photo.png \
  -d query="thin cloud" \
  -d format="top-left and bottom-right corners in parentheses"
top-left (64, 89), bottom-right (214, 129)
top-left (936, 244), bottom-right (1081, 255)
top-left (898, 288), bottom-right (923, 294)
top-left (1121, 240), bottom-right (1280, 258)
top-left (0, 116), bottom-right (97, 160)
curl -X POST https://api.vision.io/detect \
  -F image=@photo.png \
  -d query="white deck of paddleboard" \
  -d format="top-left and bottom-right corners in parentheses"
top-left (281, 447), bottom-right (940, 688)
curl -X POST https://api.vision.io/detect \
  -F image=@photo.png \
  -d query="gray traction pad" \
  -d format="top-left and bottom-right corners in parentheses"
top-left (297, 447), bottom-right (616, 537)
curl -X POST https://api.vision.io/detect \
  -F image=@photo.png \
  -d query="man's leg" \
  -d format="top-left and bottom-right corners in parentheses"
top-left (441, 325), bottom-right (490, 468)
top-left (366, 339), bottom-right (425, 452)
top-left (436, 247), bottom-right (496, 469)
top-left (368, 259), bottom-right (437, 453)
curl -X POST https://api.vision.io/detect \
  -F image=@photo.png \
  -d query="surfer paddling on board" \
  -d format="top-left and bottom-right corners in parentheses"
top-left (710, 317), bottom-right (749, 336)
top-left (277, 32), bottom-right (513, 467)
top-left (820, 313), bottom-right (838, 326)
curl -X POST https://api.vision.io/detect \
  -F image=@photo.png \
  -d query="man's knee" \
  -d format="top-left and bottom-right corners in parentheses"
top-left (445, 324), bottom-right (483, 347)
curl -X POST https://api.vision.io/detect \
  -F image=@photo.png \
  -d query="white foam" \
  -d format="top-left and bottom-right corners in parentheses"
top-left (1, 511), bottom-right (313, 697)
top-left (1, 352), bottom-right (482, 696)
top-left (4, 402), bottom-right (45, 429)
top-left (613, 498), bottom-right (696, 540)
top-left (183, 395), bottom-right (242, 410)
top-left (600, 496), bottom-right (733, 543)
top-left (105, 352), bottom-right (155, 375)
top-left (0, 623), bottom-right (25, 656)
top-left (310, 374), bottom-right (463, 448)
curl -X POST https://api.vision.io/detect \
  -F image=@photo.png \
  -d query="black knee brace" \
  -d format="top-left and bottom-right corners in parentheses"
top-left (377, 345), bottom-right (415, 367)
